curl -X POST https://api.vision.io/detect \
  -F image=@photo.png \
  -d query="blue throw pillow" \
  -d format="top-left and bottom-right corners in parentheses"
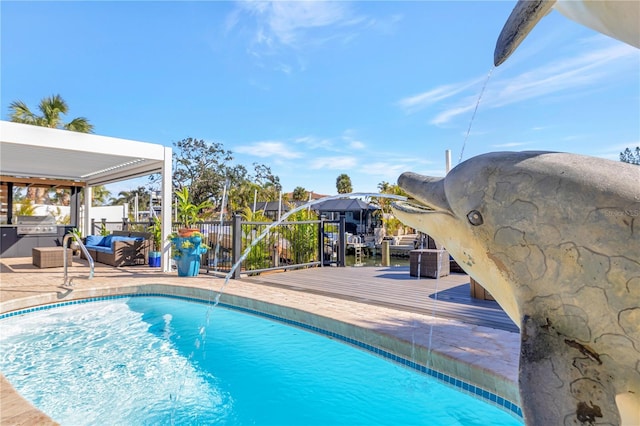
top-left (101, 235), bottom-right (113, 247)
top-left (85, 235), bottom-right (103, 247)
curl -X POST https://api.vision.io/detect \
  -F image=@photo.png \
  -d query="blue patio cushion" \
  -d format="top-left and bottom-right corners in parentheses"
top-left (85, 235), bottom-right (104, 247)
top-left (110, 236), bottom-right (133, 244)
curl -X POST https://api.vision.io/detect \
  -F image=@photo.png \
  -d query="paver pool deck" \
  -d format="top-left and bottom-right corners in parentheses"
top-left (0, 257), bottom-right (521, 425)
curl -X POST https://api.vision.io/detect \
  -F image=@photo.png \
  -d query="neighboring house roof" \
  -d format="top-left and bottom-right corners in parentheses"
top-left (311, 198), bottom-right (378, 212)
top-left (251, 201), bottom-right (301, 212)
top-left (251, 198), bottom-right (379, 213)
top-left (282, 191), bottom-right (329, 201)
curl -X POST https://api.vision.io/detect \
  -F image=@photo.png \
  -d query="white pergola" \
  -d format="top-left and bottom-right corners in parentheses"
top-left (0, 120), bottom-right (173, 271)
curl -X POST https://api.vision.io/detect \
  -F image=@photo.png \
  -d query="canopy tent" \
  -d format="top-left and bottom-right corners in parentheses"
top-left (0, 120), bottom-right (173, 271)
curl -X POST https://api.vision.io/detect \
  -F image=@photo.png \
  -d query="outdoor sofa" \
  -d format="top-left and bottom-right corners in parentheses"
top-left (81, 231), bottom-right (151, 267)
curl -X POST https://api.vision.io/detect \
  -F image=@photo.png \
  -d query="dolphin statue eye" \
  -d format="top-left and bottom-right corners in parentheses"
top-left (467, 210), bottom-right (483, 226)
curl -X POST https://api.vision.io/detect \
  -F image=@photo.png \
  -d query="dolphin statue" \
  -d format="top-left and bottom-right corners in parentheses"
top-left (392, 151), bottom-right (640, 425)
top-left (495, 0), bottom-right (640, 66)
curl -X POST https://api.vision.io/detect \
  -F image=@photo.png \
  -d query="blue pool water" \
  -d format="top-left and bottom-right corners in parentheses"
top-left (0, 297), bottom-right (522, 425)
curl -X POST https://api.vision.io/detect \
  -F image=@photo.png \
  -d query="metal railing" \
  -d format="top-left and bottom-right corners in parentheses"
top-left (89, 214), bottom-right (350, 278)
top-left (62, 230), bottom-right (94, 286)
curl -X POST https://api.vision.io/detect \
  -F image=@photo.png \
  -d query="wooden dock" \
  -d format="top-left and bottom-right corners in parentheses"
top-left (241, 266), bottom-right (519, 333)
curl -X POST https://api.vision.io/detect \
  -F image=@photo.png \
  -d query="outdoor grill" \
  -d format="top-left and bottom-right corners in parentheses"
top-left (16, 215), bottom-right (58, 235)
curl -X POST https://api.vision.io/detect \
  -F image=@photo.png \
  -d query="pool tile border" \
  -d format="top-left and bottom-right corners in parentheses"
top-left (1, 293), bottom-right (523, 420)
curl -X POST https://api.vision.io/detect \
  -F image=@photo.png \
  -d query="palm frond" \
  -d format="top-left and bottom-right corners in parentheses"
top-left (64, 117), bottom-right (94, 133)
top-left (39, 94), bottom-right (68, 128)
top-left (8, 100), bottom-right (38, 124)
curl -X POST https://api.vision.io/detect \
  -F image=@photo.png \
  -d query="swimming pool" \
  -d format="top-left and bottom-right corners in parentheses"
top-left (0, 296), bottom-right (522, 425)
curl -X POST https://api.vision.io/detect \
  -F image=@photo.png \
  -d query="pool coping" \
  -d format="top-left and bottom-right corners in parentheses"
top-left (1, 283), bottom-right (523, 422)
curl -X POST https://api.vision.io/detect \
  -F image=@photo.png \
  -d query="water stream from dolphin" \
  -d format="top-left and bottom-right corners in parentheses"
top-left (458, 66), bottom-right (495, 164)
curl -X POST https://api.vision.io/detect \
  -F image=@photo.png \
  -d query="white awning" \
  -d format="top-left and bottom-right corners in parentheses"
top-left (1, 120), bottom-right (167, 186)
top-left (0, 120), bottom-right (173, 272)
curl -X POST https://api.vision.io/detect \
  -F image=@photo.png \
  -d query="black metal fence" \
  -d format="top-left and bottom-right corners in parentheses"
top-left (93, 215), bottom-right (347, 277)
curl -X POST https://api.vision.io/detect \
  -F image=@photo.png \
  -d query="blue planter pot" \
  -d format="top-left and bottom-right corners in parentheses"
top-left (149, 251), bottom-right (161, 268)
top-left (171, 236), bottom-right (207, 277)
top-left (177, 257), bottom-right (201, 277)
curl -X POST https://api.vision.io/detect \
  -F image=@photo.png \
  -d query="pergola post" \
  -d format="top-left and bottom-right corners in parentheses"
top-left (161, 146), bottom-right (173, 272)
top-left (83, 186), bottom-right (92, 237)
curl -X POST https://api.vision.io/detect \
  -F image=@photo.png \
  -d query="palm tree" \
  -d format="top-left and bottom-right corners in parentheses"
top-left (91, 186), bottom-right (112, 206)
top-left (377, 181), bottom-right (391, 193)
top-left (374, 181), bottom-right (407, 214)
top-left (9, 94), bottom-right (93, 132)
top-left (9, 94), bottom-right (94, 203)
top-left (336, 174), bottom-right (353, 194)
top-left (111, 187), bottom-right (150, 211)
top-left (292, 186), bottom-right (308, 201)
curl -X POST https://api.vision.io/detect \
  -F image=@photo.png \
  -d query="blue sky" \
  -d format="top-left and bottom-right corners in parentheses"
top-left (2, 1), bottom-right (638, 197)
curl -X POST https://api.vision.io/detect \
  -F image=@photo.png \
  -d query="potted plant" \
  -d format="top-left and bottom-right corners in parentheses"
top-left (169, 231), bottom-right (208, 277)
top-left (67, 228), bottom-right (82, 255)
top-left (99, 223), bottom-right (110, 236)
top-left (175, 187), bottom-right (213, 237)
top-left (147, 217), bottom-right (162, 267)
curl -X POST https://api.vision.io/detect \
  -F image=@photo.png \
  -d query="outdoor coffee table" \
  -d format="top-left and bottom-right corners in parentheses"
top-left (32, 247), bottom-right (73, 268)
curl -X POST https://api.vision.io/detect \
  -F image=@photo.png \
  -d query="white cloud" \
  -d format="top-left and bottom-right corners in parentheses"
top-left (492, 41), bottom-right (638, 105)
top-left (349, 140), bottom-right (365, 149)
top-left (294, 132), bottom-right (366, 152)
top-left (430, 103), bottom-right (475, 126)
top-left (235, 141), bottom-right (303, 159)
top-left (402, 37), bottom-right (639, 126)
top-left (397, 78), bottom-right (482, 114)
top-left (309, 156), bottom-right (357, 170)
top-left (359, 162), bottom-right (409, 178)
top-left (234, 1), bottom-right (361, 51)
top-left (341, 131), bottom-right (366, 150)
top-left (294, 135), bottom-right (335, 150)
top-left (491, 142), bottom-right (529, 148)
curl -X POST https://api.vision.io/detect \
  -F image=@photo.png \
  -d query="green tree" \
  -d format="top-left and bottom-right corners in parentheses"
top-left (245, 163), bottom-right (282, 206)
top-left (374, 181), bottom-right (409, 234)
top-left (9, 94), bottom-right (93, 132)
top-left (287, 206), bottom-right (319, 264)
top-left (620, 147), bottom-right (640, 165)
top-left (374, 181), bottom-right (407, 213)
top-left (13, 198), bottom-right (36, 216)
top-left (292, 186), bottom-right (308, 201)
top-left (240, 206), bottom-right (273, 271)
top-left (172, 137), bottom-right (233, 207)
top-left (377, 181), bottom-right (391, 193)
top-left (336, 174), bottom-right (353, 194)
top-left (91, 185), bottom-right (112, 206)
top-left (227, 175), bottom-right (260, 213)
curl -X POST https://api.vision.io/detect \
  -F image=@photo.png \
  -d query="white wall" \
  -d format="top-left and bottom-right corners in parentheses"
top-left (17, 204), bottom-right (129, 225)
